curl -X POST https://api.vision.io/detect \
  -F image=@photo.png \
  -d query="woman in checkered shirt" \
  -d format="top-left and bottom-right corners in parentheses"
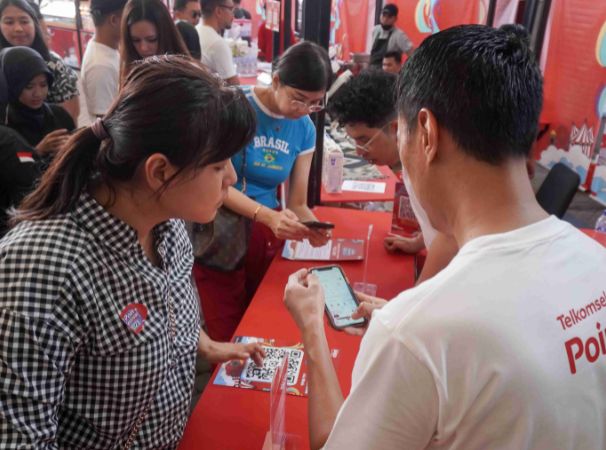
top-left (0, 55), bottom-right (265, 449)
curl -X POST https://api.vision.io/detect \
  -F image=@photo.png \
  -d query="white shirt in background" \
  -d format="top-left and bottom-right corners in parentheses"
top-left (196, 23), bottom-right (236, 79)
top-left (325, 217), bottom-right (606, 450)
top-left (80, 39), bottom-right (120, 124)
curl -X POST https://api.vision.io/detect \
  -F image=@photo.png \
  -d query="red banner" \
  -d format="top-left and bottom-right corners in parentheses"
top-left (332, 0), bottom-right (372, 59)
top-left (537, 0), bottom-right (606, 205)
top-left (391, 0), bottom-right (489, 47)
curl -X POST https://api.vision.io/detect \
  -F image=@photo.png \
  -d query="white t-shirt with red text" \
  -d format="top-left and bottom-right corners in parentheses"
top-left (325, 217), bottom-right (606, 450)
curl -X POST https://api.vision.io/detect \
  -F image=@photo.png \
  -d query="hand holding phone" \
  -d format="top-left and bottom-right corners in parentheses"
top-left (309, 265), bottom-right (366, 330)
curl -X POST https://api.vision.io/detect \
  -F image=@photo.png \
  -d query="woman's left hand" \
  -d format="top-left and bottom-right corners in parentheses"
top-left (199, 338), bottom-right (265, 366)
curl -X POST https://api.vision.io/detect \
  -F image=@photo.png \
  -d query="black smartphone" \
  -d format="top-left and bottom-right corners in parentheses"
top-left (309, 265), bottom-right (366, 329)
top-left (302, 221), bottom-right (335, 230)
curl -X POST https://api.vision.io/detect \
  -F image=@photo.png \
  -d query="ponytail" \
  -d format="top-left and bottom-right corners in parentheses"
top-left (11, 127), bottom-right (102, 224)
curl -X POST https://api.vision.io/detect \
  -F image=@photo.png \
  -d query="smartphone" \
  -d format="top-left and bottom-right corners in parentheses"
top-left (302, 221), bottom-right (335, 230)
top-left (309, 265), bottom-right (366, 329)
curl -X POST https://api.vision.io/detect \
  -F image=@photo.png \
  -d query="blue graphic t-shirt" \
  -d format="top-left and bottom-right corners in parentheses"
top-left (232, 86), bottom-right (316, 208)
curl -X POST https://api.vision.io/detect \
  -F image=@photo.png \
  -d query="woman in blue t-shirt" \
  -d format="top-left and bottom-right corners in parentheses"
top-left (194, 41), bottom-right (333, 342)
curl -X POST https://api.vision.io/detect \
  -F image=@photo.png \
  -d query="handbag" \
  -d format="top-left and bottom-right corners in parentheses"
top-left (191, 150), bottom-right (252, 271)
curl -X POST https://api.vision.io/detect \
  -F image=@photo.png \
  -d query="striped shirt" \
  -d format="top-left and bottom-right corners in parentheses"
top-left (0, 191), bottom-right (200, 449)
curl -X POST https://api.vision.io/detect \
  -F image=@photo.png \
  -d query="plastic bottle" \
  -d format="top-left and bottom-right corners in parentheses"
top-left (323, 135), bottom-right (344, 193)
top-left (596, 210), bottom-right (606, 233)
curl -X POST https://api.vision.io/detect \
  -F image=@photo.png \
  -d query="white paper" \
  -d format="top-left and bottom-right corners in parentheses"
top-left (282, 240), bottom-right (332, 260)
top-left (341, 180), bottom-right (386, 194)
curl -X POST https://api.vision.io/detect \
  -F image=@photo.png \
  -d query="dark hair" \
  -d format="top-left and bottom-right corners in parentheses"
top-left (275, 41), bottom-right (332, 92)
top-left (383, 50), bottom-right (402, 64)
top-left (120, 0), bottom-right (189, 78)
top-left (381, 4), bottom-right (398, 17)
top-left (201, 0), bottom-right (224, 18)
top-left (0, 0), bottom-right (50, 60)
top-left (328, 69), bottom-right (396, 128)
top-left (173, 0), bottom-right (198, 11)
top-left (13, 55), bottom-right (256, 224)
top-left (396, 24), bottom-right (543, 164)
top-left (90, 0), bottom-right (128, 26)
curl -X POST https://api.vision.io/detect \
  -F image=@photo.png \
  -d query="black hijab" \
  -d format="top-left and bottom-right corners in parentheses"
top-left (0, 46), bottom-right (54, 129)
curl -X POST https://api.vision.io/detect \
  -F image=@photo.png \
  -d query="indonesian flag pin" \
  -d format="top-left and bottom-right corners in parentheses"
top-left (120, 303), bottom-right (148, 334)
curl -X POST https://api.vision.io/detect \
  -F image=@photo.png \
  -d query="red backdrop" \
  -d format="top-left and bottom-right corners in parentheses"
top-left (536, 0), bottom-right (606, 205)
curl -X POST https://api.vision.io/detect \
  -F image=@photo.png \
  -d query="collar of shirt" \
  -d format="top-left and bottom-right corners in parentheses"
top-left (72, 191), bottom-right (173, 259)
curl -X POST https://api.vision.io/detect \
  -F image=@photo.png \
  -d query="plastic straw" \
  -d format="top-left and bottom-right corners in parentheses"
top-left (362, 224), bottom-right (373, 286)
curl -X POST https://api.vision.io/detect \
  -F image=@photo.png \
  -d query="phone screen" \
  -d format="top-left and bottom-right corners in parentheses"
top-left (311, 266), bottom-right (365, 328)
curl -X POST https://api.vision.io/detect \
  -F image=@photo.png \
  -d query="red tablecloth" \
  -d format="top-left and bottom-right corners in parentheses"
top-left (178, 207), bottom-right (415, 450)
top-left (582, 229), bottom-right (606, 246)
top-left (321, 165), bottom-right (399, 204)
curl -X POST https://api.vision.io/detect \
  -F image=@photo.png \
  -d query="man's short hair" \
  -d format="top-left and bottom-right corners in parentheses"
top-left (383, 50), bottom-right (402, 64)
top-left (174, 0), bottom-right (198, 11)
top-left (381, 4), bottom-right (398, 17)
top-left (328, 69), bottom-right (397, 129)
top-left (397, 24), bottom-right (543, 164)
top-left (90, 0), bottom-right (127, 26)
top-left (201, 0), bottom-right (224, 17)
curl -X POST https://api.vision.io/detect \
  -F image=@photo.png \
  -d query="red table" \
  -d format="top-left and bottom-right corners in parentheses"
top-left (321, 165), bottom-right (399, 204)
top-left (582, 229), bottom-right (606, 246)
top-left (178, 207), bottom-right (415, 450)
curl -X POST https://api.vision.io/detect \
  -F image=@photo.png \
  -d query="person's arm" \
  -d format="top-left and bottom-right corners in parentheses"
top-left (198, 328), bottom-right (265, 366)
top-left (416, 232), bottom-right (458, 284)
top-left (224, 75), bottom-right (240, 85)
top-left (223, 187), bottom-right (309, 241)
top-left (59, 96), bottom-right (80, 125)
top-left (394, 30), bottom-right (414, 56)
top-left (286, 152), bottom-right (315, 221)
top-left (283, 269), bottom-right (344, 449)
top-left (0, 275), bottom-right (83, 448)
top-left (211, 40), bottom-right (240, 84)
top-left (286, 152), bottom-right (330, 247)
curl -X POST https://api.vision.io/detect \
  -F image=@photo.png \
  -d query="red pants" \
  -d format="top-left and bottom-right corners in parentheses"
top-left (193, 221), bottom-right (281, 342)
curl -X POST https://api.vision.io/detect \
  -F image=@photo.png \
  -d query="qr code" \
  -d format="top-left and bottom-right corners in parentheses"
top-left (242, 346), bottom-right (304, 386)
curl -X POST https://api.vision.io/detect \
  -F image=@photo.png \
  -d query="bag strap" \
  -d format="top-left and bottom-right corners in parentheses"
top-left (122, 292), bottom-right (177, 449)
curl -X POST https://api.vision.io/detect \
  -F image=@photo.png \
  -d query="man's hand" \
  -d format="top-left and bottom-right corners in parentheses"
top-left (199, 337), bottom-right (266, 366)
top-left (283, 268), bottom-right (325, 332)
top-left (384, 232), bottom-right (425, 254)
top-left (344, 291), bottom-right (388, 336)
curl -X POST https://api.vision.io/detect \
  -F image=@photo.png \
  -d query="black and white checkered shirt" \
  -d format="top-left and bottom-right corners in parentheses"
top-left (0, 192), bottom-right (201, 449)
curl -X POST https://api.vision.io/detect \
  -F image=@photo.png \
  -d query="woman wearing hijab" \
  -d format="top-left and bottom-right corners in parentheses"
top-left (0, 61), bottom-right (40, 237)
top-left (0, 0), bottom-right (80, 122)
top-left (0, 46), bottom-right (74, 155)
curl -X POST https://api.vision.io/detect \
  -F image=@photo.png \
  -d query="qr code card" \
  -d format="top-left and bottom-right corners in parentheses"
top-left (241, 346), bottom-right (304, 386)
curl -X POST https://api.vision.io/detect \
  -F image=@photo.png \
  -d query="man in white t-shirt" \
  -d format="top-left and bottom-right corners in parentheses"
top-left (285, 24), bottom-right (606, 450)
top-left (80, 0), bottom-right (126, 125)
top-left (197, 0), bottom-right (239, 85)
top-left (328, 69), bottom-right (457, 284)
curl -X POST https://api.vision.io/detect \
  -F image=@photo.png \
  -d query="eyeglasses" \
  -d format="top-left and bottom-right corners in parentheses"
top-left (191, 11), bottom-right (201, 18)
top-left (282, 86), bottom-right (325, 113)
top-left (354, 123), bottom-right (390, 153)
top-left (290, 98), bottom-right (325, 113)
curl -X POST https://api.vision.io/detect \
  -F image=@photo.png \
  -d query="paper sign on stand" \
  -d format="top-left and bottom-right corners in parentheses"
top-left (341, 180), bottom-right (386, 194)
